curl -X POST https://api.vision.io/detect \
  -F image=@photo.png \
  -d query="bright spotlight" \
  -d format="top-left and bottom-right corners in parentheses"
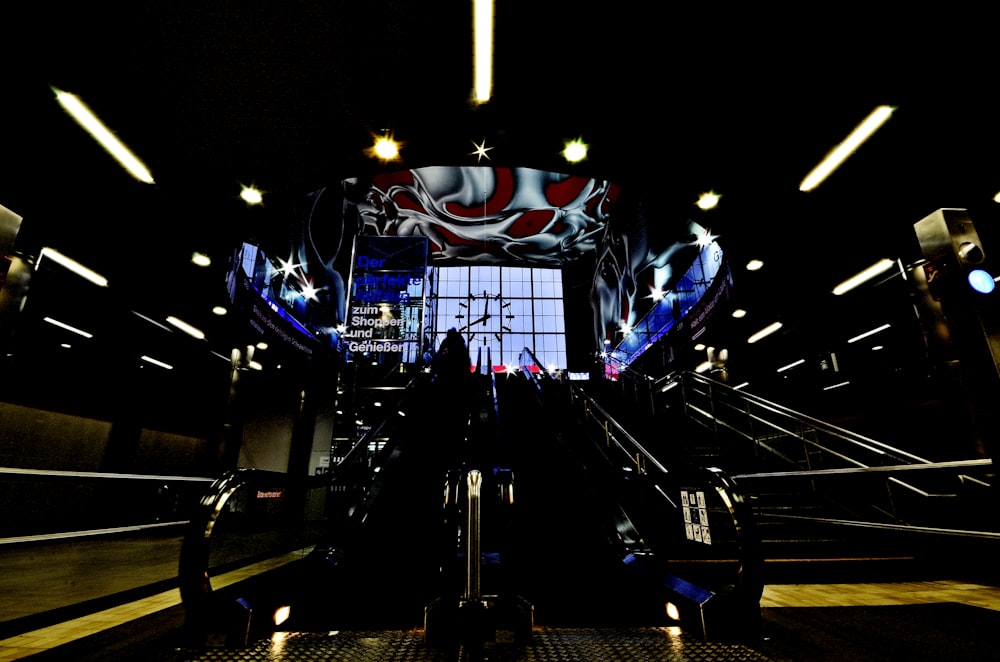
top-left (240, 186), bottom-right (264, 205)
top-left (696, 191), bottom-right (720, 210)
top-left (562, 138), bottom-right (588, 163)
top-left (368, 134), bottom-right (401, 161)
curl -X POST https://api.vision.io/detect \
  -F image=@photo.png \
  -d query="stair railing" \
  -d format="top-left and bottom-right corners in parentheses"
top-left (655, 371), bottom-right (996, 535)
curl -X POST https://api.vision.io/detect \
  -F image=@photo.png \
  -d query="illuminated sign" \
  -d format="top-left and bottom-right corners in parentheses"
top-left (344, 236), bottom-right (428, 361)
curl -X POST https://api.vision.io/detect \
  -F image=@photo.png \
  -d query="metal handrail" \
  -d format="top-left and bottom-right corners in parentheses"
top-left (570, 388), bottom-right (668, 475)
top-left (678, 371), bottom-right (937, 466)
top-left (733, 459), bottom-right (993, 480)
top-left (335, 371), bottom-right (424, 470)
top-left (626, 370), bottom-right (995, 533)
top-left (0, 467), bottom-right (215, 544)
top-left (0, 467), bottom-right (214, 481)
top-left (556, 377), bottom-right (764, 613)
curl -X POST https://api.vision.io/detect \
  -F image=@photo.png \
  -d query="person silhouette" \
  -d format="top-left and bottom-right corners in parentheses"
top-left (430, 328), bottom-right (474, 459)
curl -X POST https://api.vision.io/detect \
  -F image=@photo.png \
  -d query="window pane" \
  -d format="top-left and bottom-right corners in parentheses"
top-left (431, 265), bottom-right (566, 370)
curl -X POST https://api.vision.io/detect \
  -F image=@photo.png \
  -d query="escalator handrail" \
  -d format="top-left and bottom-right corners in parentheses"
top-left (178, 467), bottom-right (297, 612)
top-left (564, 379), bottom-right (764, 599)
top-left (570, 385), bottom-right (669, 475)
top-left (517, 346), bottom-right (559, 390)
top-left (179, 372), bottom-right (426, 619)
top-left (335, 371), bottom-right (426, 469)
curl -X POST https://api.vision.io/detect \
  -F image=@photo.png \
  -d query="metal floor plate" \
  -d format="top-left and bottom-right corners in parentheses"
top-left (180, 627), bottom-right (776, 661)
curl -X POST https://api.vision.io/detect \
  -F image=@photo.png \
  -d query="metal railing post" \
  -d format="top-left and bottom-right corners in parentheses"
top-left (465, 469), bottom-right (482, 601)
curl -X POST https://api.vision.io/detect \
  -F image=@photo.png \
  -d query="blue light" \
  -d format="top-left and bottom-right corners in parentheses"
top-left (968, 268), bottom-right (995, 294)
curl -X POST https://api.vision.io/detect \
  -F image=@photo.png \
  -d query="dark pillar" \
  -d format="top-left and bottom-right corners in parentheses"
top-left (914, 208), bottom-right (1000, 460)
top-left (216, 346), bottom-right (249, 473)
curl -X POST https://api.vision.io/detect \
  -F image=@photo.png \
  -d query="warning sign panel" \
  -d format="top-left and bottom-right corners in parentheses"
top-left (681, 489), bottom-right (711, 545)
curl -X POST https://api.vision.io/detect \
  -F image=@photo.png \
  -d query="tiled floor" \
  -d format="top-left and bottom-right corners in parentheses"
top-left (4, 526), bottom-right (1000, 662)
top-left (3, 569), bottom-right (1000, 660)
top-left (760, 579), bottom-right (1000, 610)
top-left (0, 547), bottom-right (312, 661)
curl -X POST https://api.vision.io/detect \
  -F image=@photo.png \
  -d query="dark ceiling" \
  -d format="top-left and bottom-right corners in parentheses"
top-left (4, 3), bottom-right (1000, 382)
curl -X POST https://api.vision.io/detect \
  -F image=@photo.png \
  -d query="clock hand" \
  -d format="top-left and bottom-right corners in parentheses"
top-left (461, 314), bottom-right (488, 330)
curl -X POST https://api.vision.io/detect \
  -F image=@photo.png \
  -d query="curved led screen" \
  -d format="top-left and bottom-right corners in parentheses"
top-left (349, 166), bottom-right (620, 266)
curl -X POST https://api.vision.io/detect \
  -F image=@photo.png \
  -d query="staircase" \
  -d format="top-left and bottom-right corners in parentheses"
top-left (578, 371), bottom-right (999, 585)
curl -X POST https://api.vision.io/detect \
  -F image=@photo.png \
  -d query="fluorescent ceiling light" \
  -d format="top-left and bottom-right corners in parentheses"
top-left (43, 317), bottom-right (93, 338)
top-left (833, 258), bottom-right (895, 295)
top-left (847, 323), bottom-right (891, 343)
top-left (141, 355), bottom-right (173, 369)
top-left (37, 247), bottom-right (108, 287)
top-left (748, 321), bottom-right (782, 344)
top-left (800, 105), bottom-right (895, 192)
top-left (166, 316), bottom-right (205, 340)
top-left (473, 0), bottom-right (494, 102)
top-left (52, 87), bottom-right (154, 184)
top-left (131, 311), bottom-right (172, 332)
top-left (777, 359), bottom-right (805, 373)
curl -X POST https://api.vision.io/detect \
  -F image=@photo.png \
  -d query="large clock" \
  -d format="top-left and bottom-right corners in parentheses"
top-left (457, 290), bottom-right (515, 342)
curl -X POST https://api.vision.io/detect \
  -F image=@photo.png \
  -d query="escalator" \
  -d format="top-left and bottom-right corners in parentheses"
top-left (175, 359), bottom-right (766, 658)
top-left (279, 361), bottom-right (671, 632)
top-left (475, 369), bottom-right (668, 627)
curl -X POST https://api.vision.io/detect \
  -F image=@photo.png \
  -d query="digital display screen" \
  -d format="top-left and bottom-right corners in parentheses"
top-left (225, 166), bottom-right (728, 370)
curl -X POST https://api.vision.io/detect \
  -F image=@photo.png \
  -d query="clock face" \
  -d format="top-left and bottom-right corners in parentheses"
top-left (457, 289), bottom-right (515, 342)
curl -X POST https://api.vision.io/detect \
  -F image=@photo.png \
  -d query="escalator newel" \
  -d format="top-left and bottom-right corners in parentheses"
top-left (424, 469), bottom-right (533, 653)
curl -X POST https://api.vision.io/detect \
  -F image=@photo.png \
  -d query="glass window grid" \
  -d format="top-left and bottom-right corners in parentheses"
top-left (432, 266), bottom-right (566, 370)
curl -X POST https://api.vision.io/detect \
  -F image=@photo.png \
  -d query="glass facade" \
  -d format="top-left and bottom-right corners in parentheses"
top-left (431, 266), bottom-right (566, 371)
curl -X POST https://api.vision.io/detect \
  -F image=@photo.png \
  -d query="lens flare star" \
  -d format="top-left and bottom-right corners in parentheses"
top-left (470, 139), bottom-right (494, 162)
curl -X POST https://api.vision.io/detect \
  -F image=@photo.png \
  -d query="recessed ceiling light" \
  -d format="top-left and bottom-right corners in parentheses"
top-left (562, 138), bottom-right (587, 163)
top-left (696, 191), bottom-right (720, 210)
top-left (240, 185), bottom-right (263, 205)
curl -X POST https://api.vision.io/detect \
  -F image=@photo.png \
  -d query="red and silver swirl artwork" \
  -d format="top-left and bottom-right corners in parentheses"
top-left (357, 166), bottom-right (620, 266)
